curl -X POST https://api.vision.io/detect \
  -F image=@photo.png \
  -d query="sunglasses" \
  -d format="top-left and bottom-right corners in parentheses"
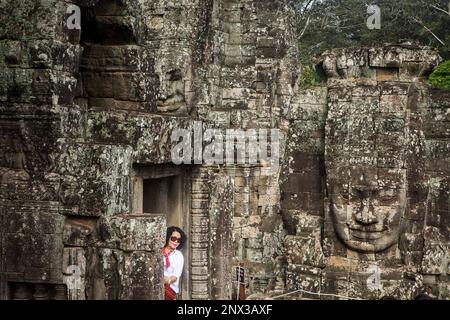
top-left (170, 236), bottom-right (181, 243)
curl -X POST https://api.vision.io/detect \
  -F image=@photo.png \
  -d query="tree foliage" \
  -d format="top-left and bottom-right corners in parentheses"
top-left (429, 60), bottom-right (450, 89)
top-left (289, 0), bottom-right (450, 65)
top-left (298, 65), bottom-right (322, 88)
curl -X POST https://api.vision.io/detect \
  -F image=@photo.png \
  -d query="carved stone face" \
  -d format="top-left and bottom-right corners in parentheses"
top-left (325, 94), bottom-right (410, 253)
top-left (157, 68), bottom-right (187, 113)
top-left (329, 169), bottom-right (405, 253)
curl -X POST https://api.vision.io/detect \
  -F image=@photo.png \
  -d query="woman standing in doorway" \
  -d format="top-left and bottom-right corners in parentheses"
top-left (162, 226), bottom-right (186, 300)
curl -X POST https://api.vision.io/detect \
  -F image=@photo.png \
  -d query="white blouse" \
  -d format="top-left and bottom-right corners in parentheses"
top-left (163, 249), bottom-right (184, 293)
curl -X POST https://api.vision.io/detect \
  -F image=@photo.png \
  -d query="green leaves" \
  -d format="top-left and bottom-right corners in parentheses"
top-left (298, 65), bottom-right (321, 89)
top-left (428, 60), bottom-right (450, 90)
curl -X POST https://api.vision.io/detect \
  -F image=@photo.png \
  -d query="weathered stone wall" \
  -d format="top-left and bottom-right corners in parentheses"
top-left (0, 0), bottom-right (297, 300)
top-left (201, 0), bottom-right (298, 299)
top-left (0, 0), bottom-right (448, 300)
top-left (0, 0), bottom-right (173, 299)
top-left (0, 0), bottom-right (76, 299)
top-left (281, 44), bottom-right (449, 300)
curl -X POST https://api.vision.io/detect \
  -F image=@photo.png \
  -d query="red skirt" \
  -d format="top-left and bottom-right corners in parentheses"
top-left (164, 283), bottom-right (177, 300)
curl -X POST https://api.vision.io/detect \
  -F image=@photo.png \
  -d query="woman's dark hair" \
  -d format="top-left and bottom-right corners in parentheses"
top-left (164, 226), bottom-right (187, 250)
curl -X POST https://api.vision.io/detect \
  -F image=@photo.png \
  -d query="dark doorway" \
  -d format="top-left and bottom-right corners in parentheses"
top-left (131, 164), bottom-right (191, 299)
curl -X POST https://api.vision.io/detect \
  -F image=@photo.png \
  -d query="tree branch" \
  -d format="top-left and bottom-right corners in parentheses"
top-left (429, 4), bottom-right (450, 16)
top-left (300, 0), bottom-right (315, 16)
top-left (299, 16), bottom-right (311, 39)
top-left (411, 16), bottom-right (445, 46)
top-left (296, 0), bottom-right (316, 21)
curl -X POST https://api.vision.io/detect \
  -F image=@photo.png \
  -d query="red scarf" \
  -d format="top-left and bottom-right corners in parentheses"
top-left (162, 247), bottom-right (173, 268)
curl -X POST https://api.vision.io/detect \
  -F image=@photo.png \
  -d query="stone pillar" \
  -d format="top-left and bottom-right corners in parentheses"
top-left (190, 168), bottom-right (211, 299)
top-left (11, 283), bottom-right (31, 300)
top-left (209, 167), bottom-right (234, 299)
top-left (54, 284), bottom-right (67, 300)
top-left (33, 284), bottom-right (49, 300)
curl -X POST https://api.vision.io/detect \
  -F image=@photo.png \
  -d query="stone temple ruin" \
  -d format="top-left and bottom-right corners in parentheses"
top-left (0, 0), bottom-right (448, 300)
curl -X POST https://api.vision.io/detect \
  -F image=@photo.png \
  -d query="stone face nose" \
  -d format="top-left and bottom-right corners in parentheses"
top-left (355, 195), bottom-right (378, 225)
top-left (158, 81), bottom-right (168, 101)
top-left (351, 185), bottom-right (379, 225)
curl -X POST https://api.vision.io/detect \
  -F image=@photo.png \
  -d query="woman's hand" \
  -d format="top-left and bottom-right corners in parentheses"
top-left (169, 276), bottom-right (177, 284)
top-left (164, 276), bottom-right (177, 285)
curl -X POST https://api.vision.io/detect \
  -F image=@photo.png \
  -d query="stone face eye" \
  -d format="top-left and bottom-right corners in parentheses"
top-left (350, 188), bottom-right (363, 198)
top-left (341, 190), bottom-right (349, 201)
top-left (166, 69), bottom-right (182, 81)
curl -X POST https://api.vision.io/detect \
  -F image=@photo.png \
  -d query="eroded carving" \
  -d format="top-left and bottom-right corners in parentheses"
top-left (156, 68), bottom-right (187, 114)
top-left (328, 167), bottom-right (406, 252)
top-left (325, 101), bottom-right (410, 253)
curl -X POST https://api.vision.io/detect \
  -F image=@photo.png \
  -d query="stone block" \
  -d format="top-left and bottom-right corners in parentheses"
top-left (286, 264), bottom-right (322, 299)
top-left (63, 216), bottom-right (98, 247)
top-left (58, 143), bottom-right (132, 216)
top-left (281, 192), bottom-right (308, 211)
top-left (376, 68), bottom-right (399, 82)
top-left (120, 251), bottom-right (163, 300)
top-left (99, 215), bottom-right (166, 252)
top-left (422, 242), bottom-right (447, 275)
top-left (285, 233), bottom-right (328, 268)
top-left (283, 172), bottom-right (322, 194)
